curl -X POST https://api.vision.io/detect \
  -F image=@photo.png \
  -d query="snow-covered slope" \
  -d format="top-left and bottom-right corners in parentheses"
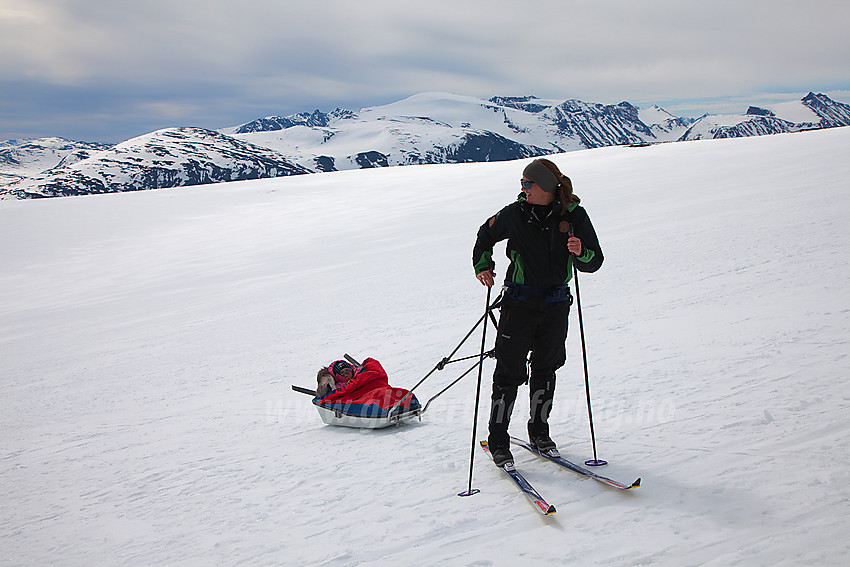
top-left (235, 103), bottom-right (548, 173)
top-left (638, 105), bottom-right (692, 141)
top-left (2, 127), bottom-right (849, 566)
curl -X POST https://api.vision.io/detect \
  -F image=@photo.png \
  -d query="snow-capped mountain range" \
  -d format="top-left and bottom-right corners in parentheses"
top-left (1, 129), bottom-right (309, 199)
top-left (680, 92), bottom-right (850, 140)
top-left (2, 91), bottom-right (848, 199)
top-left (0, 137), bottom-right (112, 188)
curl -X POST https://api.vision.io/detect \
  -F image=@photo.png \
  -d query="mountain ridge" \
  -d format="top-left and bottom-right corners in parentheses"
top-left (2, 91), bottom-right (848, 199)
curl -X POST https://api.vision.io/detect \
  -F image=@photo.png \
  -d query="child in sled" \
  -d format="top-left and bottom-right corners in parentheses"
top-left (315, 359), bottom-right (359, 397)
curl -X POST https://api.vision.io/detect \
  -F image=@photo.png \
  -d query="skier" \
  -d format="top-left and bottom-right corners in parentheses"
top-left (472, 158), bottom-right (603, 467)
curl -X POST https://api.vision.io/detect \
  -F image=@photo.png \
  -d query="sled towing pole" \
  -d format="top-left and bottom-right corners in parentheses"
top-left (570, 230), bottom-right (606, 467)
top-left (459, 286), bottom-right (492, 497)
top-left (291, 385), bottom-right (316, 396)
top-left (385, 300), bottom-right (498, 419)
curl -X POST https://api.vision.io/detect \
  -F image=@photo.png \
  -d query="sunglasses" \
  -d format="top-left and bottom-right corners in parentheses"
top-left (332, 362), bottom-right (352, 374)
top-left (520, 179), bottom-right (534, 190)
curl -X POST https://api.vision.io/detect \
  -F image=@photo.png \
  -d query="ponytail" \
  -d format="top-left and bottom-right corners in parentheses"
top-left (535, 158), bottom-right (580, 213)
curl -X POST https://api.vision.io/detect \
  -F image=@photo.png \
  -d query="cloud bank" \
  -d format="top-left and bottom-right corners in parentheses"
top-left (2, 0), bottom-right (849, 141)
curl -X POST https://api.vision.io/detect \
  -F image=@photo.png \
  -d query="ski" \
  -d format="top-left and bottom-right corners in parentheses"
top-left (510, 436), bottom-right (641, 490)
top-left (480, 440), bottom-right (556, 516)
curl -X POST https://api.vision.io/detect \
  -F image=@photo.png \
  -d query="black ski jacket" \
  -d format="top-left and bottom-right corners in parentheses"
top-left (473, 195), bottom-right (603, 294)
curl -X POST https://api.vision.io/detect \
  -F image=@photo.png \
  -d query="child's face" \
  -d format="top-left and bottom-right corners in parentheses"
top-left (339, 367), bottom-right (353, 380)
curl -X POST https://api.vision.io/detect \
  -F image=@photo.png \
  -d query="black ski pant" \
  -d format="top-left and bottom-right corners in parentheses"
top-left (488, 300), bottom-right (570, 449)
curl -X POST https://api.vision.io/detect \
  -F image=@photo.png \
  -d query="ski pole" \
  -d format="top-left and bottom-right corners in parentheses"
top-left (570, 232), bottom-right (607, 467)
top-left (459, 286), bottom-right (492, 497)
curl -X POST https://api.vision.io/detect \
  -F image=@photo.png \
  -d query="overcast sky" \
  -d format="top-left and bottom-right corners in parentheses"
top-left (2, 0), bottom-right (849, 143)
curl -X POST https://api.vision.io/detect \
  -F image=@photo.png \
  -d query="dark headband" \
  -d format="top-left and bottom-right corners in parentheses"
top-left (522, 160), bottom-right (560, 193)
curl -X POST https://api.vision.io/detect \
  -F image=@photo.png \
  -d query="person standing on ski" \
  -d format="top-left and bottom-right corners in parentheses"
top-left (472, 158), bottom-right (603, 467)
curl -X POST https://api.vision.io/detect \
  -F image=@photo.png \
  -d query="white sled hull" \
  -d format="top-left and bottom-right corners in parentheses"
top-left (314, 403), bottom-right (420, 429)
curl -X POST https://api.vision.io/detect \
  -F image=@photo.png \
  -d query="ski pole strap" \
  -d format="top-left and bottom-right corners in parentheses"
top-left (503, 282), bottom-right (573, 304)
top-left (488, 289), bottom-right (505, 310)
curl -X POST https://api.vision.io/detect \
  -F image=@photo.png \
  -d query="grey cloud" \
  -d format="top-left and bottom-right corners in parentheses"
top-left (2, 0), bottom-right (849, 141)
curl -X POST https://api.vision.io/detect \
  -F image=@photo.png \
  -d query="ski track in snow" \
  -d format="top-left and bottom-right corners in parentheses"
top-left (1, 128), bottom-right (849, 566)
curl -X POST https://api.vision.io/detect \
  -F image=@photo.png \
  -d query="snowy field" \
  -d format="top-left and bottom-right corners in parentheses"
top-left (1, 127), bottom-right (849, 566)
